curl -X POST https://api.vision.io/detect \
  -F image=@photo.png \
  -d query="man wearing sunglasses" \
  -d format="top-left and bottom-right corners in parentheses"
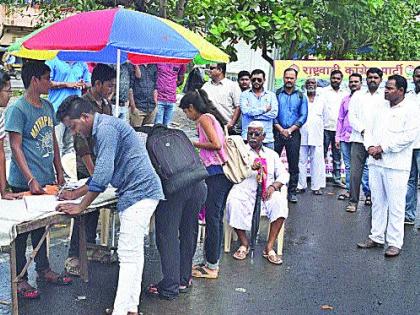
top-left (274, 68), bottom-right (308, 203)
top-left (202, 63), bottom-right (241, 134)
top-left (240, 69), bottom-right (278, 149)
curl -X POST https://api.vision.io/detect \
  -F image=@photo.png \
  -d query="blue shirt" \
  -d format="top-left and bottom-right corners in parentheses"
top-left (275, 88), bottom-right (308, 129)
top-left (88, 114), bottom-right (164, 212)
top-left (46, 58), bottom-right (91, 112)
top-left (5, 97), bottom-right (58, 188)
top-left (240, 89), bottom-right (278, 143)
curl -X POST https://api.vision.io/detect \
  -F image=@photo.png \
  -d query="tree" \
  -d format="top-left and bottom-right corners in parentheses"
top-left (3, 0), bottom-right (419, 66)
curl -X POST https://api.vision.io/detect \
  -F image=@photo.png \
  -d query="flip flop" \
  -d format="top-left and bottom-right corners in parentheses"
top-left (364, 196), bottom-right (372, 206)
top-left (338, 193), bottom-right (349, 200)
top-left (233, 245), bottom-right (249, 260)
top-left (37, 269), bottom-right (73, 285)
top-left (312, 190), bottom-right (323, 195)
top-left (191, 266), bottom-right (218, 279)
top-left (262, 249), bottom-right (283, 265)
top-left (17, 281), bottom-right (40, 299)
top-left (346, 204), bottom-right (357, 213)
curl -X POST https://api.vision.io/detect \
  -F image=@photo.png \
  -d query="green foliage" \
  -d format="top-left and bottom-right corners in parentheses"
top-left (2, 0), bottom-right (419, 64)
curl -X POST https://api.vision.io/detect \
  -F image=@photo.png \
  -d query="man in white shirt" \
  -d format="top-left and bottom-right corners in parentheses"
top-left (202, 63), bottom-right (241, 134)
top-left (404, 65), bottom-right (420, 226)
top-left (298, 78), bottom-right (325, 194)
top-left (347, 68), bottom-right (385, 213)
top-left (226, 121), bottom-right (289, 265)
top-left (321, 70), bottom-right (347, 187)
top-left (357, 75), bottom-right (418, 257)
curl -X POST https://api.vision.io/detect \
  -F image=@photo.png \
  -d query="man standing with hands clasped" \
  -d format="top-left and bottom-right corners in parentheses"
top-left (357, 75), bottom-right (418, 257)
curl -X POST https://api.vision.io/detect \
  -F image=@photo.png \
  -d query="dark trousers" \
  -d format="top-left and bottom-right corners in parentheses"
top-left (349, 142), bottom-right (369, 205)
top-left (11, 186), bottom-right (50, 280)
top-left (204, 174), bottom-right (233, 266)
top-left (68, 212), bottom-right (99, 257)
top-left (68, 170), bottom-right (100, 257)
top-left (323, 130), bottom-right (341, 181)
top-left (274, 130), bottom-right (301, 196)
top-left (155, 181), bottom-right (207, 298)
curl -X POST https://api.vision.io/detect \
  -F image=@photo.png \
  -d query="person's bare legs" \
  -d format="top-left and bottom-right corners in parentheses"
top-left (265, 218), bottom-right (285, 253)
top-left (234, 229), bottom-right (249, 247)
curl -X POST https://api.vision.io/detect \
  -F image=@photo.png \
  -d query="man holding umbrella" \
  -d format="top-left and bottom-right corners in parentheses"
top-left (225, 121), bottom-right (289, 265)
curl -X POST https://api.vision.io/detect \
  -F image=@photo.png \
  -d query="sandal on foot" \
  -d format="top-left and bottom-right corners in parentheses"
top-left (233, 245), bottom-right (249, 260)
top-left (312, 190), bottom-right (323, 195)
top-left (364, 196), bottom-right (372, 206)
top-left (179, 278), bottom-right (193, 294)
top-left (146, 284), bottom-right (175, 300)
top-left (64, 257), bottom-right (80, 277)
top-left (192, 266), bottom-right (218, 279)
top-left (17, 281), bottom-right (40, 299)
top-left (37, 268), bottom-right (73, 285)
top-left (346, 204), bottom-right (357, 213)
top-left (192, 263), bottom-right (206, 270)
top-left (262, 249), bottom-right (283, 265)
top-left (338, 193), bottom-right (350, 200)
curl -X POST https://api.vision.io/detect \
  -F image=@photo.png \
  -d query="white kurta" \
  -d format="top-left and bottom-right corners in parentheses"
top-left (300, 94), bottom-right (324, 147)
top-left (299, 94), bottom-right (326, 190)
top-left (226, 146), bottom-right (289, 231)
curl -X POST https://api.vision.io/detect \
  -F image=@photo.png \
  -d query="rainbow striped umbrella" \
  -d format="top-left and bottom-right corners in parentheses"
top-left (12, 8), bottom-right (228, 65)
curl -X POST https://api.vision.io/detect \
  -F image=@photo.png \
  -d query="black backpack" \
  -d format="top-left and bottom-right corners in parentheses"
top-left (135, 124), bottom-right (209, 195)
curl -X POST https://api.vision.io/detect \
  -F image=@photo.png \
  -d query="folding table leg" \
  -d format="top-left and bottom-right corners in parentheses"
top-left (78, 216), bottom-right (89, 282)
top-left (10, 240), bottom-right (18, 315)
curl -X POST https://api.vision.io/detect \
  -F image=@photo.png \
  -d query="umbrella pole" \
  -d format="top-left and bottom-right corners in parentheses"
top-left (114, 48), bottom-right (121, 117)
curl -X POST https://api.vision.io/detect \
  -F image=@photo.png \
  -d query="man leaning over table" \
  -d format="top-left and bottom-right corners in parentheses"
top-left (4, 62), bottom-right (72, 300)
top-left (55, 96), bottom-right (164, 315)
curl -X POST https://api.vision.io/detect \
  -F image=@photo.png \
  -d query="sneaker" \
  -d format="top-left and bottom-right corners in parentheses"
top-left (288, 194), bottom-right (298, 203)
top-left (404, 219), bottom-right (415, 225)
top-left (357, 238), bottom-right (384, 249)
top-left (384, 246), bottom-right (400, 257)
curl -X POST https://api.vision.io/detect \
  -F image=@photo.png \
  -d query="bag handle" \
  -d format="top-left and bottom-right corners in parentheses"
top-left (224, 125), bottom-right (229, 137)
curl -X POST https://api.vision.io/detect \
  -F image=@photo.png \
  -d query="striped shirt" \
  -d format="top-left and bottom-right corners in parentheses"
top-left (0, 111), bottom-right (5, 140)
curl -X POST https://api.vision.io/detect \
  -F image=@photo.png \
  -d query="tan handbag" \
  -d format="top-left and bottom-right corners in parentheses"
top-left (222, 126), bottom-right (252, 183)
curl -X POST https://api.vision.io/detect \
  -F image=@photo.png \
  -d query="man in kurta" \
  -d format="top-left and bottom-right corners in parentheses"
top-left (297, 78), bottom-right (326, 195)
top-left (357, 75), bottom-right (418, 257)
top-left (226, 121), bottom-right (289, 265)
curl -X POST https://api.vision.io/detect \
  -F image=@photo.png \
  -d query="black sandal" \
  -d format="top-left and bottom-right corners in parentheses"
top-left (146, 284), bottom-right (175, 300)
top-left (179, 278), bottom-right (193, 294)
top-left (365, 196), bottom-right (372, 206)
top-left (313, 190), bottom-right (323, 195)
top-left (338, 193), bottom-right (350, 200)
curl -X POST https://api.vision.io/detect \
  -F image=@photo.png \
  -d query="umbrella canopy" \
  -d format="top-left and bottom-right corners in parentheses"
top-left (12, 8), bottom-right (228, 65)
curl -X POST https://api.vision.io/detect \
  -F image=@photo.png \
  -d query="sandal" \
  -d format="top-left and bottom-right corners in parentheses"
top-left (346, 204), bottom-right (357, 213)
top-left (364, 196), bottom-right (372, 206)
top-left (192, 265), bottom-right (218, 279)
top-left (179, 278), bottom-right (193, 294)
top-left (37, 268), bottom-right (73, 285)
top-left (64, 256), bottom-right (80, 277)
top-left (262, 249), bottom-right (283, 265)
top-left (145, 284), bottom-right (175, 300)
top-left (17, 281), bottom-right (40, 299)
top-left (192, 263), bottom-right (206, 270)
top-left (233, 245), bottom-right (249, 260)
top-left (312, 190), bottom-right (323, 195)
top-left (338, 193), bottom-right (350, 200)
top-left (296, 188), bottom-right (306, 194)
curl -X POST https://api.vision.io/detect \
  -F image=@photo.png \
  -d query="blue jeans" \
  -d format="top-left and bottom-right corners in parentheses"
top-left (340, 141), bottom-right (351, 191)
top-left (405, 149), bottom-right (420, 222)
top-left (361, 163), bottom-right (370, 197)
top-left (155, 101), bottom-right (176, 126)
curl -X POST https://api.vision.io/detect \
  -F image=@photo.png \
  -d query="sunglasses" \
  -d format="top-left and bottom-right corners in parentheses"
top-left (251, 78), bottom-right (263, 83)
top-left (247, 131), bottom-right (262, 137)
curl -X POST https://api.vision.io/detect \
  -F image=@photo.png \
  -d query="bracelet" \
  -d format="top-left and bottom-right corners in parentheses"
top-left (268, 185), bottom-right (277, 191)
top-left (27, 177), bottom-right (34, 186)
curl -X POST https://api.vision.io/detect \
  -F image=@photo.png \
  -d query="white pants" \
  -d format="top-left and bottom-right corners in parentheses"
top-left (112, 199), bottom-right (158, 315)
top-left (298, 145), bottom-right (326, 191)
top-left (369, 165), bottom-right (409, 249)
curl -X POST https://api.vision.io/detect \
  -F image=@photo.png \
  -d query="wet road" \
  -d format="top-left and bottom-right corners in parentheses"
top-left (0, 184), bottom-right (419, 315)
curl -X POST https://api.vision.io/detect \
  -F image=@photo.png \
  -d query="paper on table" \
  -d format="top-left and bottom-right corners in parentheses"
top-left (23, 195), bottom-right (81, 214)
top-left (0, 199), bottom-right (29, 222)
